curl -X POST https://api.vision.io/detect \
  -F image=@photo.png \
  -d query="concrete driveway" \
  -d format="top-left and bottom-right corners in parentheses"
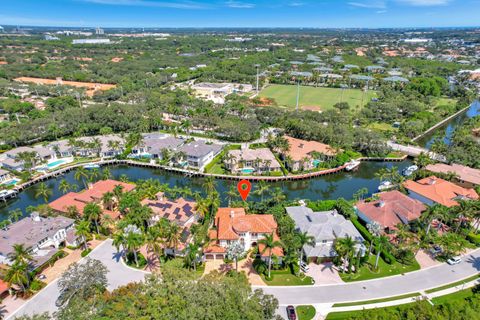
top-left (306, 262), bottom-right (343, 285)
top-left (6, 239), bottom-right (148, 319)
top-left (255, 248), bottom-right (480, 306)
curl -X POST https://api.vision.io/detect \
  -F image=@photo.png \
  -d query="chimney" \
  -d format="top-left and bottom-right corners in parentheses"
top-left (299, 143), bottom-right (304, 149)
top-left (378, 200), bottom-right (385, 208)
top-left (157, 192), bottom-right (164, 202)
top-left (230, 210), bottom-right (235, 218)
top-left (428, 177), bottom-right (437, 185)
top-left (31, 212), bottom-right (41, 222)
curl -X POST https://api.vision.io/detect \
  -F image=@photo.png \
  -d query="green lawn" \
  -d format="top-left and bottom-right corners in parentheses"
top-left (332, 292), bottom-right (421, 307)
top-left (296, 305), bottom-right (316, 320)
top-left (425, 274), bottom-right (480, 294)
top-left (260, 273), bottom-right (314, 286)
top-left (431, 287), bottom-right (475, 305)
top-left (325, 302), bottom-right (421, 320)
top-left (259, 84), bottom-right (376, 111)
top-left (339, 255), bottom-right (420, 282)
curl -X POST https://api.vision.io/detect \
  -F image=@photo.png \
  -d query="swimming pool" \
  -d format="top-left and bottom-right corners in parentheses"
top-left (312, 159), bottom-right (322, 167)
top-left (2, 179), bottom-right (19, 186)
top-left (241, 168), bottom-right (255, 174)
top-left (47, 159), bottom-right (69, 169)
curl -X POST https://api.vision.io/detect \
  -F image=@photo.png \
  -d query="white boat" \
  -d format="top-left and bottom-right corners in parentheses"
top-left (345, 160), bottom-right (361, 171)
top-left (378, 181), bottom-right (394, 191)
top-left (402, 165), bottom-right (418, 177)
top-left (83, 163), bottom-right (100, 169)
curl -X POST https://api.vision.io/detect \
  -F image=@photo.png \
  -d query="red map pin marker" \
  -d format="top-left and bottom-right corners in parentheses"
top-left (237, 179), bottom-right (251, 201)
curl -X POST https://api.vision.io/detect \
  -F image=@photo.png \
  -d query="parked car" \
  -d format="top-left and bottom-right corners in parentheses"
top-left (430, 245), bottom-right (442, 256)
top-left (286, 305), bottom-right (296, 320)
top-left (300, 261), bottom-right (309, 272)
top-left (447, 256), bottom-right (462, 265)
top-left (37, 274), bottom-right (46, 280)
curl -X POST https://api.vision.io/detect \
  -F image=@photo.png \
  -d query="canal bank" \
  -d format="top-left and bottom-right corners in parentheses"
top-left (0, 159), bottom-right (413, 221)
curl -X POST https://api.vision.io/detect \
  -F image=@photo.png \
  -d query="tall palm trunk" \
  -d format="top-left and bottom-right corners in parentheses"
top-left (82, 236), bottom-right (88, 251)
top-left (94, 220), bottom-right (100, 234)
top-left (133, 249), bottom-right (139, 267)
top-left (375, 249), bottom-right (381, 270)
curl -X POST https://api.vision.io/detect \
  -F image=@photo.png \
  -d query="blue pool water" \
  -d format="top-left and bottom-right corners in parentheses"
top-left (241, 168), bottom-right (255, 174)
top-left (312, 159), bottom-right (322, 167)
top-left (47, 159), bottom-right (68, 168)
top-left (2, 179), bottom-right (19, 186)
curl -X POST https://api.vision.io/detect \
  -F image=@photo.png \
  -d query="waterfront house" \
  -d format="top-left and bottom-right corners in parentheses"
top-left (281, 136), bottom-right (337, 172)
top-left (355, 190), bottom-right (426, 233)
top-left (49, 135), bottom-right (125, 159)
top-left (141, 191), bottom-right (197, 255)
top-left (0, 169), bottom-right (12, 184)
top-left (286, 206), bottom-right (365, 263)
top-left (177, 140), bottom-right (223, 171)
top-left (49, 179), bottom-right (135, 219)
top-left (0, 146), bottom-right (55, 171)
top-left (403, 176), bottom-right (479, 208)
top-left (204, 208), bottom-right (283, 262)
top-left (0, 213), bottom-right (76, 268)
top-left (130, 133), bottom-right (184, 159)
top-left (225, 146), bottom-right (281, 174)
top-left (426, 163), bottom-right (480, 188)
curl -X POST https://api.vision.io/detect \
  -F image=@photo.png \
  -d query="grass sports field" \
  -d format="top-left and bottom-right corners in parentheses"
top-left (259, 84), bottom-right (376, 111)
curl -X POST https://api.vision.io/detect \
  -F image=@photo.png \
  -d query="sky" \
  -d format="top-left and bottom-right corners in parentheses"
top-left (1, 0), bottom-right (480, 28)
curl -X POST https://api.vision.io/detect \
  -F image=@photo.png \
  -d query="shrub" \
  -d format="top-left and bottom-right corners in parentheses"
top-left (307, 200), bottom-right (337, 212)
top-left (467, 233), bottom-right (480, 246)
top-left (351, 218), bottom-right (373, 242)
top-left (29, 279), bottom-right (45, 292)
top-left (380, 249), bottom-right (396, 265)
top-left (253, 259), bottom-right (267, 275)
top-left (81, 248), bottom-right (92, 257)
top-left (125, 251), bottom-right (147, 269)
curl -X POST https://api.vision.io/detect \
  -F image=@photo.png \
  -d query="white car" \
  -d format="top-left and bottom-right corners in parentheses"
top-left (300, 261), bottom-right (309, 272)
top-left (447, 256), bottom-right (462, 265)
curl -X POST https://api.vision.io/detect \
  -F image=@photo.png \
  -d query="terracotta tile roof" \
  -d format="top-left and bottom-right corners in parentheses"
top-left (204, 244), bottom-right (226, 254)
top-left (355, 190), bottom-right (426, 229)
top-left (0, 279), bottom-right (9, 294)
top-left (284, 136), bottom-right (337, 161)
top-left (426, 163), bottom-right (480, 186)
top-left (210, 208), bottom-right (278, 241)
top-left (403, 176), bottom-right (479, 207)
top-left (49, 179), bottom-right (134, 219)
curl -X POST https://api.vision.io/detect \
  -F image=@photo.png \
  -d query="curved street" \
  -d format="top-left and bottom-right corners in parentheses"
top-left (255, 248), bottom-right (480, 305)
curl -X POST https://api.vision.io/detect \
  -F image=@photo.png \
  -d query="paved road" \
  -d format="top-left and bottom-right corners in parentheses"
top-left (255, 249), bottom-right (480, 305)
top-left (7, 240), bottom-right (147, 319)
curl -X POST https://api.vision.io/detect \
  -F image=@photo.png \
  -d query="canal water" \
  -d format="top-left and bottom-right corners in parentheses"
top-left (417, 100), bottom-right (480, 148)
top-left (0, 160), bottom-right (413, 221)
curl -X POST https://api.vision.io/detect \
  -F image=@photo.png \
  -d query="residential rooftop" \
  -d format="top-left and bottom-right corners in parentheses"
top-left (426, 163), bottom-right (480, 186)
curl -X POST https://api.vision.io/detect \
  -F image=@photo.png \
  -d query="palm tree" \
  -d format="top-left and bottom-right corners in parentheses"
top-left (100, 214), bottom-right (115, 235)
top-left (226, 184), bottom-right (239, 206)
top-left (184, 243), bottom-right (201, 271)
top-left (366, 221), bottom-right (382, 255)
top-left (66, 205), bottom-right (80, 219)
top-left (124, 228), bottom-right (144, 267)
top-left (374, 236), bottom-right (390, 270)
top-left (10, 244), bottom-right (32, 288)
top-left (101, 167), bottom-right (112, 180)
top-left (113, 185), bottom-right (124, 201)
top-left (297, 231), bottom-right (315, 266)
top-left (414, 152), bottom-right (432, 170)
top-left (89, 168), bottom-right (100, 182)
top-left (15, 151), bottom-right (38, 172)
top-left (35, 183), bottom-right (52, 203)
top-left (8, 209), bottom-right (23, 223)
top-left (421, 204), bottom-right (450, 237)
top-left (165, 223), bottom-right (181, 256)
top-left (119, 174), bottom-right (129, 183)
top-left (112, 232), bottom-right (126, 256)
top-left (194, 198), bottom-right (210, 222)
top-left (75, 220), bottom-right (91, 251)
top-left (258, 233), bottom-right (282, 278)
top-left (102, 192), bottom-right (115, 211)
top-left (83, 202), bottom-right (102, 234)
top-left (202, 176), bottom-right (217, 196)
top-left (74, 167), bottom-right (89, 189)
top-left (5, 261), bottom-right (28, 293)
top-left (58, 179), bottom-right (72, 194)
top-left (226, 242), bottom-right (244, 272)
top-left (334, 236), bottom-right (356, 273)
top-left (145, 226), bottom-right (163, 262)
top-left (254, 180), bottom-right (270, 202)
top-left (270, 187), bottom-right (286, 205)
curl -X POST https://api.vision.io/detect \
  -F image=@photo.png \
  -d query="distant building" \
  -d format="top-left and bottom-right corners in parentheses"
top-left (404, 176), bottom-right (479, 207)
top-left (426, 163), bottom-right (480, 188)
top-left (44, 35), bottom-right (59, 41)
top-left (286, 206), bottom-right (365, 262)
top-left (403, 38), bottom-right (431, 43)
top-left (95, 27), bottom-right (104, 35)
top-left (191, 82), bottom-right (253, 104)
top-left (0, 169), bottom-right (12, 184)
top-left (225, 147), bottom-right (281, 174)
top-left (281, 136), bottom-right (337, 172)
top-left (130, 134), bottom-right (184, 159)
top-left (72, 38), bottom-right (110, 45)
top-left (0, 213), bottom-right (76, 267)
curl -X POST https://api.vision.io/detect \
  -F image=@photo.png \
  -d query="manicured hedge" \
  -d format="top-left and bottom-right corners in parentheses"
top-left (351, 218), bottom-right (373, 242)
top-left (467, 233), bottom-right (480, 246)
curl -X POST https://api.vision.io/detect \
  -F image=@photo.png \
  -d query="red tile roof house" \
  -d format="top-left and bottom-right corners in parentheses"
top-left (204, 208), bottom-right (283, 262)
top-left (141, 192), bottom-right (198, 256)
top-left (403, 176), bottom-right (479, 208)
top-left (49, 179), bottom-right (135, 219)
top-left (282, 136), bottom-right (337, 172)
top-left (355, 190), bottom-right (426, 234)
top-left (426, 163), bottom-right (480, 188)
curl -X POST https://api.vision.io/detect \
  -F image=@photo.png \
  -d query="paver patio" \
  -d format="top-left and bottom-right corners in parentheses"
top-left (415, 249), bottom-right (441, 269)
top-left (306, 262), bottom-right (343, 285)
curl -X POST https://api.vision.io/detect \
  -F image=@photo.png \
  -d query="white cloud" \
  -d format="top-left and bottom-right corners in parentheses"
top-left (395, 0), bottom-right (451, 6)
top-left (348, 1), bottom-right (386, 9)
top-left (80, 0), bottom-right (208, 9)
top-left (288, 1), bottom-right (306, 6)
top-left (225, 1), bottom-right (255, 8)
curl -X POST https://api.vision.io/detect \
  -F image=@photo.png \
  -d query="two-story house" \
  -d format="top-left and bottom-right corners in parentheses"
top-left (178, 140), bottom-right (223, 171)
top-left (286, 206), bottom-right (365, 263)
top-left (204, 208), bottom-right (283, 262)
top-left (0, 213), bottom-right (76, 268)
